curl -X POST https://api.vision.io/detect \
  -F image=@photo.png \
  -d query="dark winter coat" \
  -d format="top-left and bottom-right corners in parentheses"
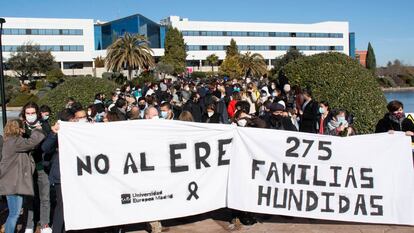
top-left (299, 99), bottom-right (319, 133)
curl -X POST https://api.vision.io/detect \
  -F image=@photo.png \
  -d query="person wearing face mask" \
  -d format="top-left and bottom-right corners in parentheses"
top-left (234, 109), bottom-right (267, 128)
top-left (317, 101), bottom-right (332, 135)
top-left (327, 109), bottom-right (351, 136)
top-left (268, 103), bottom-right (297, 131)
top-left (21, 102), bottom-right (53, 233)
top-left (39, 105), bottom-right (52, 132)
top-left (137, 97), bottom-right (148, 119)
top-left (159, 102), bottom-right (174, 120)
top-left (376, 100), bottom-right (414, 137)
top-left (202, 104), bottom-right (220, 123)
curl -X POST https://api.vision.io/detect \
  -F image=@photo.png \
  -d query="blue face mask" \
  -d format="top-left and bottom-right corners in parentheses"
top-left (319, 107), bottom-right (325, 114)
top-left (337, 116), bottom-right (347, 124)
top-left (233, 87), bottom-right (240, 92)
top-left (161, 111), bottom-right (169, 119)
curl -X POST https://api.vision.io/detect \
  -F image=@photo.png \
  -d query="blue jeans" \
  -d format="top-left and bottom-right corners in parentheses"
top-left (5, 195), bottom-right (23, 233)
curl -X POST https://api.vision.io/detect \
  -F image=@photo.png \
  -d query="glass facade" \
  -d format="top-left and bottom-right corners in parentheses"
top-left (182, 30), bottom-right (343, 38)
top-left (2, 28), bottom-right (83, 35)
top-left (186, 45), bottom-right (344, 51)
top-left (2, 45), bottom-right (84, 52)
top-left (160, 26), bottom-right (167, 49)
top-left (349, 32), bottom-right (356, 58)
top-left (94, 25), bottom-right (103, 50)
top-left (99, 14), bottom-right (161, 49)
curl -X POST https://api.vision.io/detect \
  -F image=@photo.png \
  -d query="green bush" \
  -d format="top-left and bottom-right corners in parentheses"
top-left (8, 93), bottom-right (39, 107)
top-left (131, 71), bottom-right (157, 87)
top-left (35, 80), bottom-right (46, 89)
top-left (38, 77), bottom-right (118, 122)
top-left (282, 52), bottom-right (387, 134)
top-left (102, 72), bottom-right (126, 85)
top-left (191, 71), bottom-right (207, 79)
top-left (46, 68), bottom-right (65, 84)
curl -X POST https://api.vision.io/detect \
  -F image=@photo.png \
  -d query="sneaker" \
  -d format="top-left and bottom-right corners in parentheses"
top-left (40, 227), bottom-right (52, 233)
top-left (24, 229), bottom-right (33, 233)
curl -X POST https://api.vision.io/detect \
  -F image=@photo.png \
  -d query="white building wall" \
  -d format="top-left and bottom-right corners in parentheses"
top-left (2, 17), bottom-right (95, 63)
top-left (168, 16), bottom-right (349, 60)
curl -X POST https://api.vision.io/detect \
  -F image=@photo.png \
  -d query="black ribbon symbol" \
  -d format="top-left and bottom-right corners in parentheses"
top-left (187, 181), bottom-right (199, 200)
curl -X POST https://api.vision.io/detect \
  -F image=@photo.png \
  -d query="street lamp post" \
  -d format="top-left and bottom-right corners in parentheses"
top-left (0, 18), bottom-right (7, 127)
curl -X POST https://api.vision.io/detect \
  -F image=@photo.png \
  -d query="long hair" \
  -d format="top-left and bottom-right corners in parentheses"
top-left (21, 101), bottom-right (40, 121)
top-left (3, 119), bottom-right (23, 140)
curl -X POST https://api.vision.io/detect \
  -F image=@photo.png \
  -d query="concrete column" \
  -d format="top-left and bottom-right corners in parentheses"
top-left (199, 60), bottom-right (202, 71)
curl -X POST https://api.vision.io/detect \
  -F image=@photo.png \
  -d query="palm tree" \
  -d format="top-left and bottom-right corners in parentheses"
top-left (105, 33), bottom-right (155, 80)
top-left (239, 52), bottom-right (267, 77)
top-left (206, 54), bottom-right (219, 72)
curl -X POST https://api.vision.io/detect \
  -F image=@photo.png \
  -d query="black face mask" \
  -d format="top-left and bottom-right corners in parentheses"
top-left (138, 105), bottom-right (146, 110)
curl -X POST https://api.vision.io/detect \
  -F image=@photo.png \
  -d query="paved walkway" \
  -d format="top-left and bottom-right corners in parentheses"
top-left (1, 204), bottom-right (413, 233)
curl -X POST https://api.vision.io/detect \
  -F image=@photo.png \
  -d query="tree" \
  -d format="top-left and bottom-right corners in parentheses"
top-left (282, 52), bottom-right (387, 134)
top-left (105, 32), bottom-right (155, 80)
top-left (226, 38), bottom-right (239, 58)
top-left (7, 43), bottom-right (55, 81)
top-left (154, 62), bottom-right (174, 79)
top-left (239, 52), bottom-right (267, 77)
top-left (366, 42), bottom-right (377, 73)
top-left (219, 55), bottom-right (243, 79)
top-left (271, 48), bottom-right (304, 74)
top-left (161, 27), bottom-right (187, 75)
top-left (206, 54), bottom-right (219, 71)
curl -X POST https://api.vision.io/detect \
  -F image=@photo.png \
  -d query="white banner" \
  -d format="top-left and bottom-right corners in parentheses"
top-left (228, 128), bottom-right (414, 225)
top-left (58, 120), bottom-right (235, 230)
top-left (59, 121), bottom-right (414, 230)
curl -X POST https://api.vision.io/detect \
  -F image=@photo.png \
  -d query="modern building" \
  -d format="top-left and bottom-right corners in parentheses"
top-left (1, 17), bottom-right (95, 75)
top-left (164, 16), bottom-right (351, 69)
top-left (1, 14), bottom-right (355, 76)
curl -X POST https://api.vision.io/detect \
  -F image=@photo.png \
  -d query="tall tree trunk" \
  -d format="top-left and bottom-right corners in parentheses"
top-left (128, 67), bottom-right (132, 81)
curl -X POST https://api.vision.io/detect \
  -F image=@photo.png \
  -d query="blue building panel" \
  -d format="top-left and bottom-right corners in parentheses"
top-left (349, 32), bottom-right (356, 58)
top-left (94, 25), bottom-right (102, 50)
top-left (160, 26), bottom-right (166, 48)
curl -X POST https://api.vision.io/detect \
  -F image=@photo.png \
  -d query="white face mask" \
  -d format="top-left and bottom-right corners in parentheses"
top-left (151, 116), bottom-right (159, 120)
top-left (237, 119), bottom-right (247, 127)
top-left (207, 111), bottom-right (214, 117)
top-left (26, 114), bottom-right (37, 124)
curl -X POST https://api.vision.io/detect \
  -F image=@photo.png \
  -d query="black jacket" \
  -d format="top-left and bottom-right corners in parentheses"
top-left (300, 99), bottom-right (319, 133)
top-left (269, 115), bottom-right (297, 131)
top-left (376, 113), bottom-right (414, 142)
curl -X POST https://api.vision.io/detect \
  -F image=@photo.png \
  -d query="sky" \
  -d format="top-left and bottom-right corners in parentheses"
top-left (1, 0), bottom-right (413, 66)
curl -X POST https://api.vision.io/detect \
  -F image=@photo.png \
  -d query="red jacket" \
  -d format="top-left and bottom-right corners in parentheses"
top-left (227, 100), bottom-right (238, 119)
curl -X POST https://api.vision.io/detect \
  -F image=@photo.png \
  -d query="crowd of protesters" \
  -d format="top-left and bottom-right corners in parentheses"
top-left (0, 75), bottom-right (413, 233)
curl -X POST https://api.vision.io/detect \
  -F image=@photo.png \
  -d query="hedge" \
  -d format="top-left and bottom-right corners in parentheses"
top-left (38, 76), bottom-right (118, 122)
top-left (8, 93), bottom-right (39, 107)
top-left (282, 52), bottom-right (387, 134)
